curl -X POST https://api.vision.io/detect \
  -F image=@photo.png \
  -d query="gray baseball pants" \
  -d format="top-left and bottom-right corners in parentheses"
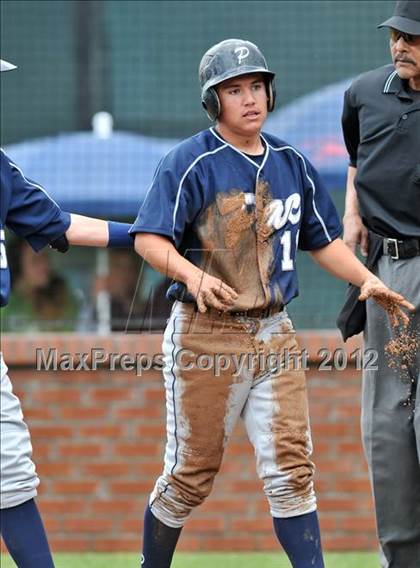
top-left (363, 255), bottom-right (420, 568)
top-left (0, 355), bottom-right (39, 509)
top-left (150, 302), bottom-right (317, 528)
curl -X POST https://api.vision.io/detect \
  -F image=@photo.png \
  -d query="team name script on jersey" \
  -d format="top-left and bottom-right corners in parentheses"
top-left (244, 192), bottom-right (301, 230)
top-left (243, 192), bottom-right (301, 271)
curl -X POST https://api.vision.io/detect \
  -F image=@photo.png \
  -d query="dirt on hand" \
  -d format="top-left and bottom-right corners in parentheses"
top-left (360, 281), bottom-right (418, 376)
top-left (360, 281), bottom-right (412, 327)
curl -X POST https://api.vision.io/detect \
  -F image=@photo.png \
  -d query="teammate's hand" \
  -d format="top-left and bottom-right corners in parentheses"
top-left (343, 213), bottom-right (369, 257)
top-left (186, 271), bottom-right (238, 313)
top-left (359, 277), bottom-right (415, 327)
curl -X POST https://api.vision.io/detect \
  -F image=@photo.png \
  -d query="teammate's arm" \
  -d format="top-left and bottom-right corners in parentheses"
top-left (134, 233), bottom-right (238, 313)
top-left (66, 214), bottom-right (109, 247)
top-left (310, 238), bottom-right (414, 325)
top-left (342, 166), bottom-right (369, 256)
top-left (64, 214), bottom-right (133, 248)
top-left (66, 214), bottom-right (108, 246)
top-left (4, 151), bottom-right (132, 251)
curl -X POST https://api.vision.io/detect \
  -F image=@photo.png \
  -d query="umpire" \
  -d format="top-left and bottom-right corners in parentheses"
top-left (342, 2), bottom-right (420, 566)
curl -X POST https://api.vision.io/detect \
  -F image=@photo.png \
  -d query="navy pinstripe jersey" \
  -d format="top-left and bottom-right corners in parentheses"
top-left (130, 128), bottom-right (342, 309)
top-left (0, 149), bottom-right (71, 307)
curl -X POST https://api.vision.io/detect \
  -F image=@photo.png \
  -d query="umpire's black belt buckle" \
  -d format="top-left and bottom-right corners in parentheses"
top-left (385, 238), bottom-right (400, 260)
top-left (383, 237), bottom-right (420, 260)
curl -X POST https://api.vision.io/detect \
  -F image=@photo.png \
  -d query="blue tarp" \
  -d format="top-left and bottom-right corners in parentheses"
top-left (6, 132), bottom-right (176, 218)
top-left (5, 78), bottom-right (353, 217)
top-left (266, 77), bottom-right (353, 190)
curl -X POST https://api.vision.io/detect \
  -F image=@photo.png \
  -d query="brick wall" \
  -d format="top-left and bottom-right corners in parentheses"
top-left (1, 332), bottom-right (377, 552)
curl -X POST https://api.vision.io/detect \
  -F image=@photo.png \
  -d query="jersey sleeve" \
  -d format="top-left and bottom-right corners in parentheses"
top-left (341, 87), bottom-right (360, 168)
top-left (298, 157), bottom-right (342, 251)
top-left (5, 155), bottom-right (71, 251)
top-left (129, 147), bottom-right (203, 248)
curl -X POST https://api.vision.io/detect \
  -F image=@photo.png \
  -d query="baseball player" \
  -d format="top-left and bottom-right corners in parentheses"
top-left (130, 40), bottom-right (413, 568)
top-left (0, 59), bottom-right (134, 567)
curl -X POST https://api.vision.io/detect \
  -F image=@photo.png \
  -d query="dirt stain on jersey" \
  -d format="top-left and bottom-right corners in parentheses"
top-left (255, 180), bottom-right (273, 244)
top-left (197, 184), bottom-right (283, 311)
top-left (255, 180), bottom-right (284, 304)
top-left (218, 191), bottom-right (255, 250)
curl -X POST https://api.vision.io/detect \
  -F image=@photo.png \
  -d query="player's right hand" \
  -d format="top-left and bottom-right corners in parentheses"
top-left (186, 271), bottom-right (238, 313)
top-left (343, 213), bottom-right (369, 257)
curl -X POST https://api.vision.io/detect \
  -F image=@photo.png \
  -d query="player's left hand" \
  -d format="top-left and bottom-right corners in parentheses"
top-left (359, 277), bottom-right (415, 327)
top-left (186, 270), bottom-right (238, 313)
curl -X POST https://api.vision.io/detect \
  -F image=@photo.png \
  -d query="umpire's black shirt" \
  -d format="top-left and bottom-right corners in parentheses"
top-left (342, 64), bottom-right (420, 239)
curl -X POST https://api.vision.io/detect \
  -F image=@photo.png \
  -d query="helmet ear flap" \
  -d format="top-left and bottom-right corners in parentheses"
top-left (267, 78), bottom-right (276, 112)
top-left (202, 87), bottom-right (220, 121)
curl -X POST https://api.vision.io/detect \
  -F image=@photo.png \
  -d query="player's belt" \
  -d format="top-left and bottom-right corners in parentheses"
top-left (229, 305), bottom-right (283, 319)
top-left (382, 237), bottom-right (420, 260)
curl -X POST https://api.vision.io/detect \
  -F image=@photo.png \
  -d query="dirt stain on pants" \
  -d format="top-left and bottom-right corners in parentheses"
top-left (149, 302), bottom-right (316, 528)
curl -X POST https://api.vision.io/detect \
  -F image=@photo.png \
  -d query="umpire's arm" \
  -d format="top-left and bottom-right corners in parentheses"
top-left (341, 87), bottom-right (369, 257)
top-left (342, 166), bottom-right (368, 257)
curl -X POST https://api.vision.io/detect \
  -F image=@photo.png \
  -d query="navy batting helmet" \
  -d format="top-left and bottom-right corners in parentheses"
top-left (1, 59), bottom-right (17, 72)
top-left (199, 39), bottom-right (276, 121)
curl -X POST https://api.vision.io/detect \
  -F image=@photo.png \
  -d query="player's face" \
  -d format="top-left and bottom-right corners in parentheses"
top-left (390, 29), bottom-right (420, 89)
top-left (216, 73), bottom-right (269, 137)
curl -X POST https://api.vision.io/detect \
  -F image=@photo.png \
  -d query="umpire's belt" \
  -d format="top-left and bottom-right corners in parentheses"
top-left (383, 237), bottom-right (420, 260)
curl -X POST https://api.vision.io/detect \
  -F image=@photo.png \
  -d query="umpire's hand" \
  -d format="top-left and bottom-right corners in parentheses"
top-left (343, 212), bottom-right (369, 257)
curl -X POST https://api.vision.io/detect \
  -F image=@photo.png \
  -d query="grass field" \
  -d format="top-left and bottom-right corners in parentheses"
top-left (1, 552), bottom-right (379, 567)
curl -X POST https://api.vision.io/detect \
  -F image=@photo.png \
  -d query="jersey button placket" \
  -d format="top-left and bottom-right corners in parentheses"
top-left (254, 159), bottom-right (270, 307)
